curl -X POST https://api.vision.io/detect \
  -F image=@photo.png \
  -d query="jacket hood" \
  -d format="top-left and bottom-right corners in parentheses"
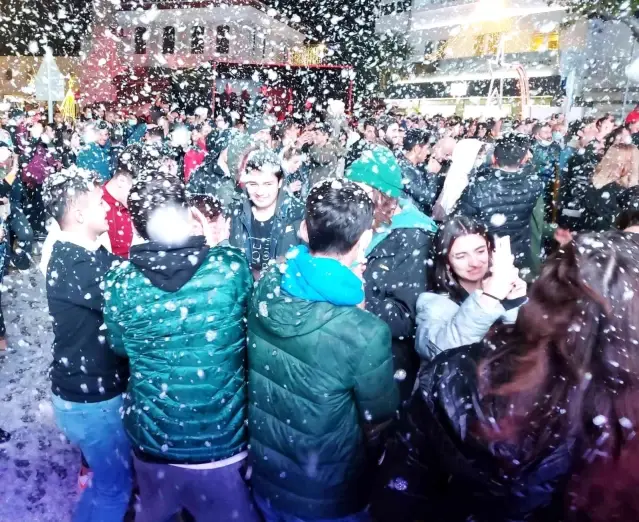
top-left (366, 201), bottom-right (437, 255)
top-left (129, 235), bottom-right (209, 292)
top-left (252, 264), bottom-right (351, 338)
top-left (282, 245), bottom-right (364, 306)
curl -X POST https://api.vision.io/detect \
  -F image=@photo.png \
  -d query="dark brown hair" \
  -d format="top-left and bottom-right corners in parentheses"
top-left (475, 232), bottom-right (639, 518)
top-left (431, 216), bottom-right (494, 303)
top-left (189, 194), bottom-right (223, 222)
top-left (369, 187), bottom-right (398, 230)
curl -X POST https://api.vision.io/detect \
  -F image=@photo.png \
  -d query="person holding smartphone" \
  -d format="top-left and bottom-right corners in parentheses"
top-left (415, 216), bottom-right (527, 361)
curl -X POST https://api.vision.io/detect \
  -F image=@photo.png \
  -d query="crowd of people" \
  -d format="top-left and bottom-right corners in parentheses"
top-left (0, 94), bottom-right (639, 522)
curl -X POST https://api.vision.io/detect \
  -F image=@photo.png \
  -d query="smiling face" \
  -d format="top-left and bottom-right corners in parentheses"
top-left (447, 233), bottom-right (490, 284)
top-left (244, 169), bottom-right (282, 211)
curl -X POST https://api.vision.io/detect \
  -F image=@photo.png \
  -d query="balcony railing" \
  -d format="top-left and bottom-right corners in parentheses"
top-left (413, 50), bottom-right (559, 78)
top-left (413, 0), bottom-right (477, 9)
top-left (119, 0), bottom-right (265, 11)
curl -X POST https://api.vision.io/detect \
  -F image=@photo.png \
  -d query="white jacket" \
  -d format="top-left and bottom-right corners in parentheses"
top-left (415, 290), bottom-right (522, 360)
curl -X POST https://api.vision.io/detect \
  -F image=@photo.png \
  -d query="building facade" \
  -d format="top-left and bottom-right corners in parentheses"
top-left (377, 0), bottom-right (639, 118)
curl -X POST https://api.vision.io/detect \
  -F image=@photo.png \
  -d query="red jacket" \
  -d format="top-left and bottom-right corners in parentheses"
top-left (102, 185), bottom-right (133, 258)
top-left (184, 144), bottom-right (206, 182)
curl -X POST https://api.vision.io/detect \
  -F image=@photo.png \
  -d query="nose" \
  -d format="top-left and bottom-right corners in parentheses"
top-left (468, 255), bottom-right (483, 268)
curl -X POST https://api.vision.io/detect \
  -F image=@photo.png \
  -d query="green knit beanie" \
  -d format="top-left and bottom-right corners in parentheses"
top-left (345, 146), bottom-right (403, 198)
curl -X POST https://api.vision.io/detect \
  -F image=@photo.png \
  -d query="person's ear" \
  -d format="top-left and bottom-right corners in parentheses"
top-left (299, 219), bottom-right (309, 243)
top-left (278, 178), bottom-right (283, 190)
top-left (74, 207), bottom-right (84, 225)
top-left (355, 229), bottom-right (373, 258)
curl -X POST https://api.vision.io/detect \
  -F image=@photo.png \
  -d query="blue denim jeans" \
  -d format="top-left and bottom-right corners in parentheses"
top-left (254, 494), bottom-right (371, 522)
top-left (52, 394), bottom-right (133, 522)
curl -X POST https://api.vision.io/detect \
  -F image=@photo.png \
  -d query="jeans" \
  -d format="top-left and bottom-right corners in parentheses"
top-left (254, 494), bottom-right (372, 522)
top-left (51, 394), bottom-right (132, 522)
top-left (134, 456), bottom-right (261, 522)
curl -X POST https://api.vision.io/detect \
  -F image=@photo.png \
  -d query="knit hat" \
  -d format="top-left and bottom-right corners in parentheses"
top-left (345, 146), bottom-right (403, 198)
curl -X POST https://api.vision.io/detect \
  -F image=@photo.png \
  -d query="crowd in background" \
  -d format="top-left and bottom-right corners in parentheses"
top-left (0, 93), bottom-right (638, 522)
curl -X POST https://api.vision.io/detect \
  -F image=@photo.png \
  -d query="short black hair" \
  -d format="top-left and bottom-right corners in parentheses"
top-left (189, 194), bottom-right (224, 221)
top-left (128, 173), bottom-right (188, 241)
top-left (146, 126), bottom-right (165, 140)
top-left (403, 129), bottom-right (432, 152)
top-left (42, 167), bottom-right (100, 224)
top-left (305, 180), bottom-right (374, 255)
top-left (531, 122), bottom-right (550, 136)
top-left (363, 118), bottom-right (376, 129)
top-left (616, 209), bottom-right (639, 230)
top-left (244, 148), bottom-right (283, 181)
top-left (567, 118), bottom-right (593, 140)
top-left (377, 115), bottom-right (397, 134)
top-left (493, 134), bottom-right (531, 168)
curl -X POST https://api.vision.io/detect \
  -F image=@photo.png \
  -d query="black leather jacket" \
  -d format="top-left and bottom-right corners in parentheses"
top-left (398, 155), bottom-right (443, 216)
top-left (371, 344), bottom-right (575, 522)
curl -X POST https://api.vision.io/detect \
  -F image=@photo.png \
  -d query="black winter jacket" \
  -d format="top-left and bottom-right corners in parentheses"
top-left (557, 145), bottom-right (601, 231)
top-left (398, 155), bottom-right (442, 216)
top-left (371, 344), bottom-right (574, 522)
top-left (364, 217), bottom-right (435, 402)
top-left (582, 182), bottom-right (633, 232)
top-left (229, 191), bottom-right (304, 274)
top-left (455, 165), bottom-right (544, 267)
top-left (47, 241), bottom-right (129, 403)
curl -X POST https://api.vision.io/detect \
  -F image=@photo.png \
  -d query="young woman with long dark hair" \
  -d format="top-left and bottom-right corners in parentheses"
top-left (415, 216), bottom-right (526, 361)
top-left (372, 231), bottom-right (639, 522)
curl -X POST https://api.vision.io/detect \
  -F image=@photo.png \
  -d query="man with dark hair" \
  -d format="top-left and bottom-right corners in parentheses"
top-left (455, 134), bottom-right (543, 269)
top-left (531, 121), bottom-right (561, 219)
top-left (306, 122), bottom-right (346, 188)
top-left (103, 173), bottom-right (260, 522)
top-left (42, 166), bottom-right (132, 521)
top-left (230, 147), bottom-right (304, 279)
top-left (362, 118), bottom-right (377, 143)
top-left (558, 119), bottom-right (602, 231)
top-left (377, 115), bottom-right (402, 150)
top-left (398, 128), bottom-right (442, 215)
top-left (77, 121), bottom-right (113, 182)
top-left (248, 179), bottom-right (399, 522)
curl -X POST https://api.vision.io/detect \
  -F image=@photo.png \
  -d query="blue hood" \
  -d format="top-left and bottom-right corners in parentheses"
top-left (282, 245), bottom-right (364, 306)
top-left (366, 201), bottom-right (437, 256)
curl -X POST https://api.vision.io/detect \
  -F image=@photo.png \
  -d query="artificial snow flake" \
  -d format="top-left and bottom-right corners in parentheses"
top-left (592, 415), bottom-right (607, 426)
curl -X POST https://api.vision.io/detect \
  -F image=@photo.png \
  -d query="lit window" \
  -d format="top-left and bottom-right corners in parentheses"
top-left (473, 33), bottom-right (501, 56)
top-left (531, 31), bottom-right (559, 52)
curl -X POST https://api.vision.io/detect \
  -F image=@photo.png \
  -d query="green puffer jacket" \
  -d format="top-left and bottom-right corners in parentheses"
top-left (104, 237), bottom-right (252, 464)
top-left (247, 266), bottom-right (399, 519)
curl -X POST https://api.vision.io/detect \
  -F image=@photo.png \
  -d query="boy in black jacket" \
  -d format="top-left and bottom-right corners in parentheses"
top-left (42, 167), bottom-right (132, 522)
